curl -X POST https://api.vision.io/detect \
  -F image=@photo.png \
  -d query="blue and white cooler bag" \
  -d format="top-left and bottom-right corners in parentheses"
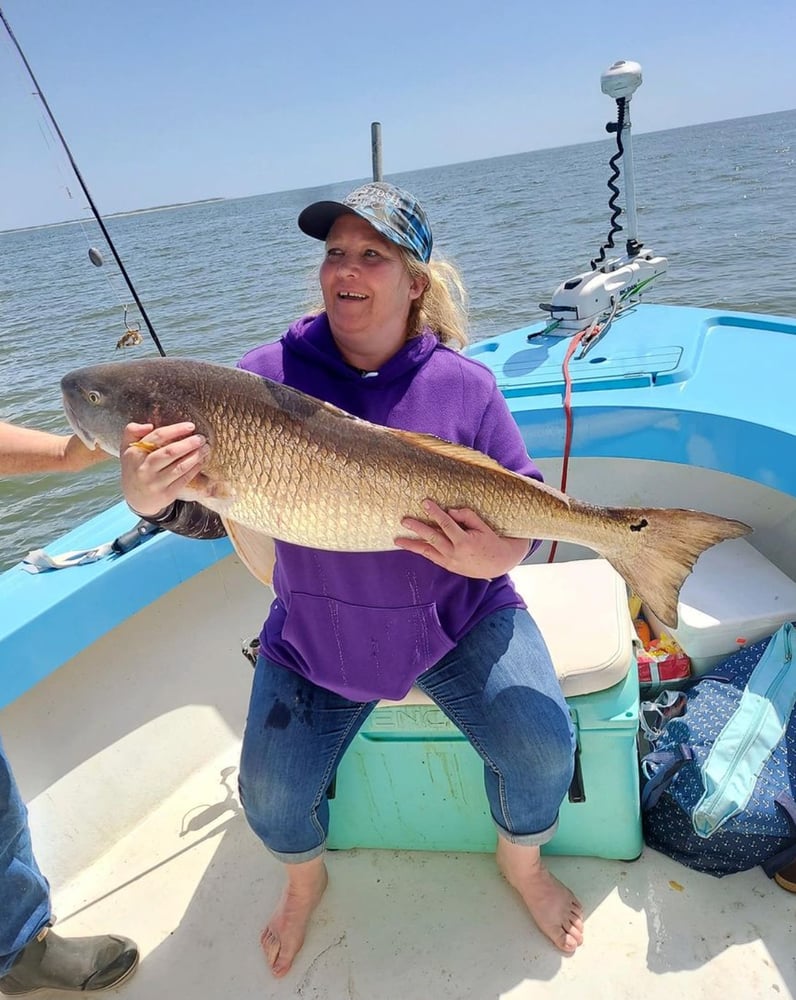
top-left (640, 622), bottom-right (796, 877)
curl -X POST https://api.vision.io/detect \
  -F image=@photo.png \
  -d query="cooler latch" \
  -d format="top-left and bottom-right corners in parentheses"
top-left (568, 746), bottom-right (586, 803)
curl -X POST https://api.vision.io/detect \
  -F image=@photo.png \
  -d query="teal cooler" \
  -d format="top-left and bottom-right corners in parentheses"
top-left (327, 559), bottom-right (643, 860)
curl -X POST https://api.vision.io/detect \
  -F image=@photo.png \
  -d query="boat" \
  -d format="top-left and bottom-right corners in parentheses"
top-left (1, 60), bottom-right (795, 999)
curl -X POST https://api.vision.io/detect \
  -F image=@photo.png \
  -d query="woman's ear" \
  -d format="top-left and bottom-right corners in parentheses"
top-left (408, 274), bottom-right (428, 301)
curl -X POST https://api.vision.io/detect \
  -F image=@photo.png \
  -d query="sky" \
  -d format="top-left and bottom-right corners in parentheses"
top-left (1, 0), bottom-right (795, 231)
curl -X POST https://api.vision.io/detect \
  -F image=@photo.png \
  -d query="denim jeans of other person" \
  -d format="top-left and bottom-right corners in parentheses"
top-left (0, 735), bottom-right (51, 976)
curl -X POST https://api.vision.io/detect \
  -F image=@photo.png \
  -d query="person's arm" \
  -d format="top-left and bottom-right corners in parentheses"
top-left (0, 420), bottom-right (110, 476)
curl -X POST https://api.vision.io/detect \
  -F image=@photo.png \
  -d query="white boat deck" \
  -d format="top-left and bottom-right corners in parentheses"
top-left (4, 417), bottom-right (796, 999)
top-left (4, 549), bottom-right (793, 1000)
top-left (46, 745), bottom-right (795, 1000)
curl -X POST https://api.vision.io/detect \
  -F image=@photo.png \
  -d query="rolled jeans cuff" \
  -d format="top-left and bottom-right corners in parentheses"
top-left (494, 814), bottom-right (559, 848)
top-left (267, 841), bottom-right (327, 865)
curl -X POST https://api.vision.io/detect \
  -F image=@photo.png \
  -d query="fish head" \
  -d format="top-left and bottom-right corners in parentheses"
top-left (61, 359), bottom-right (215, 456)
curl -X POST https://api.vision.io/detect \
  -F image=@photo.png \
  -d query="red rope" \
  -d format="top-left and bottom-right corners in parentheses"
top-left (547, 325), bottom-right (597, 563)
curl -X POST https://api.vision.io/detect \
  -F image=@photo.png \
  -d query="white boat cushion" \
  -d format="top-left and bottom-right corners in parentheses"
top-left (382, 558), bottom-right (634, 707)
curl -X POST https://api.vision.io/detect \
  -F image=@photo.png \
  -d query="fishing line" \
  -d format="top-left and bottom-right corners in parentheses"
top-left (0, 7), bottom-right (166, 356)
top-left (39, 140), bottom-right (141, 333)
top-left (19, 85), bottom-right (144, 337)
top-left (24, 103), bottom-right (142, 342)
top-left (84, 243), bottom-right (145, 350)
top-left (31, 124), bottom-right (145, 350)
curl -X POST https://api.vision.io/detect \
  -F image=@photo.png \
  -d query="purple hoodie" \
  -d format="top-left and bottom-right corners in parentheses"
top-left (238, 313), bottom-right (543, 702)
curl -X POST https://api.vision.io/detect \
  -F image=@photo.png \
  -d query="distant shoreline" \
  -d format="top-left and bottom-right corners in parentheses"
top-left (1, 197), bottom-right (226, 235)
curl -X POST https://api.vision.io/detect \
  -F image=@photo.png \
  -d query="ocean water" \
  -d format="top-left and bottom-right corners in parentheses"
top-left (1, 108), bottom-right (794, 571)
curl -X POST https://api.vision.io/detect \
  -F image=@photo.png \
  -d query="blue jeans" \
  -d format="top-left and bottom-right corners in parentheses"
top-left (0, 735), bottom-right (51, 975)
top-left (239, 608), bottom-right (575, 862)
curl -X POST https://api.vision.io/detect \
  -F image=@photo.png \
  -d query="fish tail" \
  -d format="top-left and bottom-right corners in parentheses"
top-left (601, 508), bottom-right (751, 629)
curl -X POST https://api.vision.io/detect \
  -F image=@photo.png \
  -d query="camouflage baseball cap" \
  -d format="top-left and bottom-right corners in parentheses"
top-left (298, 182), bottom-right (433, 263)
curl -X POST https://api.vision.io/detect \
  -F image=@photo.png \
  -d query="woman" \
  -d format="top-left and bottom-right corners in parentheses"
top-left (120, 182), bottom-right (584, 977)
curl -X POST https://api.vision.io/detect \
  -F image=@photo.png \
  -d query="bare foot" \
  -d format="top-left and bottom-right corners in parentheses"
top-left (261, 857), bottom-right (329, 977)
top-left (496, 837), bottom-right (584, 954)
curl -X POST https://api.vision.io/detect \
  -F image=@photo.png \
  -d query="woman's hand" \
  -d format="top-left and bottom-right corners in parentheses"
top-left (120, 421), bottom-right (208, 517)
top-left (395, 499), bottom-right (530, 579)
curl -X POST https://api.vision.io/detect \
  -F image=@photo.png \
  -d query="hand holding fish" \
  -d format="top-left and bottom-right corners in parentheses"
top-left (397, 499), bottom-right (531, 579)
top-left (120, 421), bottom-right (208, 517)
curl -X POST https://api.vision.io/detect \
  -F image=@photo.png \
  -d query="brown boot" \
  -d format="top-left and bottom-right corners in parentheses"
top-left (0, 928), bottom-right (138, 995)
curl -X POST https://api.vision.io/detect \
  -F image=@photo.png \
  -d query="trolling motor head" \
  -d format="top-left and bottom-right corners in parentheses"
top-left (600, 60), bottom-right (643, 101)
top-left (540, 59), bottom-right (668, 336)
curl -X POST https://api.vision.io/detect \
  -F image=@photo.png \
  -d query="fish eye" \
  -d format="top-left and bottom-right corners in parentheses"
top-left (87, 390), bottom-right (102, 405)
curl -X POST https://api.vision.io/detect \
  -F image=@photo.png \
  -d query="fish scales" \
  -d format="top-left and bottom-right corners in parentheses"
top-left (60, 357), bottom-right (751, 627)
top-left (216, 395), bottom-right (561, 550)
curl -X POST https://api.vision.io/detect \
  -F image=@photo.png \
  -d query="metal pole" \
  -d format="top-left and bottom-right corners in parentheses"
top-left (620, 103), bottom-right (639, 245)
top-left (371, 122), bottom-right (383, 182)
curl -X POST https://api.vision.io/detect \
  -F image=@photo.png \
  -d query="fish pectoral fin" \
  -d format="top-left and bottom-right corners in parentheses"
top-left (181, 471), bottom-right (235, 503)
top-left (222, 517), bottom-right (276, 586)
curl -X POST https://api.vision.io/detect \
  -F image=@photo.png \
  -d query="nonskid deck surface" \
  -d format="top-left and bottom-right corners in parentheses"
top-left (7, 528), bottom-right (796, 999)
top-left (40, 745), bottom-right (795, 1000)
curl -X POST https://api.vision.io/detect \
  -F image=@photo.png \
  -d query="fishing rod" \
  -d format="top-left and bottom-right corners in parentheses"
top-left (0, 6), bottom-right (167, 357)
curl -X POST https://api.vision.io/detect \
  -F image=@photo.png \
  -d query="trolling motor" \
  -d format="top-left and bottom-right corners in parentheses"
top-left (540, 60), bottom-right (668, 341)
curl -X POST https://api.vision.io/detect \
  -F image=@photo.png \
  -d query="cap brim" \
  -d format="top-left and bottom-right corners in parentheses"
top-left (297, 201), bottom-right (356, 242)
top-left (298, 197), bottom-right (428, 260)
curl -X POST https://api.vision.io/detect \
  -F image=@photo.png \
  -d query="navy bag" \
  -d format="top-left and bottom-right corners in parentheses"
top-left (640, 623), bottom-right (796, 877)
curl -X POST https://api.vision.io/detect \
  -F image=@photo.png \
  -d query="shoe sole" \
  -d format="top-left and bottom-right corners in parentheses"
top-left (774, 870), bottom-right (796, 893)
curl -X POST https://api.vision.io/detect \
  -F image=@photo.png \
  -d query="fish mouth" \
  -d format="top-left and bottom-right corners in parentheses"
top-left (61, 391), bottom-right (97, 449)
top-left (60, 372), bottom-right (100, 450)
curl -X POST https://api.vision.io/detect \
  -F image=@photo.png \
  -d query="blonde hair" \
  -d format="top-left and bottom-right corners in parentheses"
top-left (400, 249), bottom-right (469, 350)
